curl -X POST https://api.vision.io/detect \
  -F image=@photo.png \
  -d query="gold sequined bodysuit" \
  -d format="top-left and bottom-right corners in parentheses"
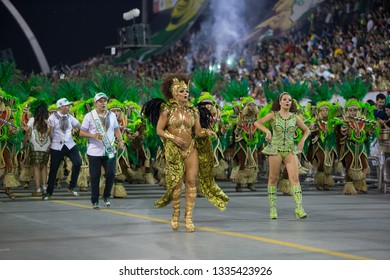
top-left (154, 101), bottom-right (229, 211)
top-left (166, 103), bottom-right (195, 159)
top-left (155, 102), bottom-right (197, 207)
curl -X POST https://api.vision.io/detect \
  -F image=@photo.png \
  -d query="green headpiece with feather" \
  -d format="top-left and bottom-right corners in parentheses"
top-left (278, 80), bottom-right (310, 103)
top-left (310, 81), bottom-right (334, 106)
top-left (197, 92), bottom-right (216, 105)
top-left (191, 68), bottom-right (221, 101)
top-left (88, 68), bottom-right (140, 103)
top-left (336, 77), bottom-right (370, 108)
top-left (56, 79), bottom-right (84, 102)
top-left (224, 78), bottom-right (249, 103)
top-left (0, 61), bottom-right (20, 90)
top-left (262, 81), bottom-right (279, 103)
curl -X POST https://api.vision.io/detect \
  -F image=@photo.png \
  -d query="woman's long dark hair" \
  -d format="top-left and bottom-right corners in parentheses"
top-left (270, 92), bottom-right (298, 112)
top-left (34, 104), bottom-right (49, 134)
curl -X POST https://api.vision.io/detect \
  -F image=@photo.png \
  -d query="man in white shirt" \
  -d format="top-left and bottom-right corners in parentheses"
top-left (79, 93), bottom-right (124, 209)
top-left (43, 98), bottom-right (82, 200)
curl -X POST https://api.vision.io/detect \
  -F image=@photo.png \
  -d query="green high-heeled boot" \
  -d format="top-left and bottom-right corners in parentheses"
top-left (291, 185), bottom-right (307, 219)
top-left (268, 185), bottom-right (277, 219)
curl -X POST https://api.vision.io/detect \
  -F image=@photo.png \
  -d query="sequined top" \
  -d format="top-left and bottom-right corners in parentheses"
top-left (162, 102), bottom-right (197, 159)
top-left (262, 112), bottom-right (300, 155)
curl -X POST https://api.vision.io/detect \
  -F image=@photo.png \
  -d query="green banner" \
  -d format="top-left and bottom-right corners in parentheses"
top-left (114, 0), bottom-right (207, 64)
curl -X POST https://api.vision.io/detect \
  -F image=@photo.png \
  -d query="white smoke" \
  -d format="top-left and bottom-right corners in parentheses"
top-left (187, 0), bottom-right (248, 71)
top-left (210, 0), bottom-right (248, 62)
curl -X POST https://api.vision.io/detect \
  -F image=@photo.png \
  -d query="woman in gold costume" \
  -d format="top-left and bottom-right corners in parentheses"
top-left (143, 73), bottom-right (228, 232)
top-left (255, 92), bottom-right (310, 220)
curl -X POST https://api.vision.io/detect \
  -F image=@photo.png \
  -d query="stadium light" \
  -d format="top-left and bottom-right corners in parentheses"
top-left (123, 8), bottom-right (140, 21)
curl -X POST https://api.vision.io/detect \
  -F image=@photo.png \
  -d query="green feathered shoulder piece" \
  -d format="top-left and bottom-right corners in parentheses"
top-left (258, 103), bottom-right (272, 119)
top-left (257, 103), bottom-right (272, 144)
top-left (70, 100), bottom-right (88, 123)
top-left (69, 100), bottom-right (89, 152)
top-left (124, 101), bottom-right (142, 132)
top-left (327, 102), bottom-right (344, 133)
top-left (304, 102), bottom-right (316, 125)
top-left (220, 104), bottom-right (238, 126)
top-left (361, 102), bottom-right (380, 138)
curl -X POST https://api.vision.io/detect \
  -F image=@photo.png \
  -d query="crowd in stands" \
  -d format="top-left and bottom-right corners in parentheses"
top-left (58, 0), bottom-right (389, 106)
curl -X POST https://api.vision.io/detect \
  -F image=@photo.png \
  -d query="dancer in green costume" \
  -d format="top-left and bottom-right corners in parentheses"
top-left (255, 92), bottom-right (310, 219)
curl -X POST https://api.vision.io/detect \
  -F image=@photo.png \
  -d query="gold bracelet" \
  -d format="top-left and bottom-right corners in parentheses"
top-left (201, 128), bottom-right (208, 135)
top-left (164, 131), bottom-right (175, 141)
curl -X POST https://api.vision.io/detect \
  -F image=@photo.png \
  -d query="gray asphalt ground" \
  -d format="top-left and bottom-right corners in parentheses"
top-left (1, 177), bottom-right (389, 260)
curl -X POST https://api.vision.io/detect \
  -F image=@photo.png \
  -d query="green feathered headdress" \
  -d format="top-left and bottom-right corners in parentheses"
top-left (191, 68), bottom-right (221, 100)
top-left (240, 96), bottom-right (255, 108)
top-left (224, 78), bottom-right (249, 103)
top-left (344, 98), bottom-right (362, 110)
top-left (0, 61), bottom-right (20, 90)
top-left (55, 79), bottom-right (84, 102)
top-left (278, 80), bottom-right (310, 102)
top-left (107, 99), bottom-right (125, 110)
top-left (48, 103), bottom-right (58, 113)
top-left (310, 80), bottom-right (334, 106)
top-left (197, 92), bottom-right (216, 105)
top-left (26, 97), bottom-right (45, 117)
top-left (88, 68), bottom-right (140, 103)
top-left (140, 79), bottom-right (164, 104)
top-left (316, 100), bottom-right (333, 111)
top-left (336, 77), bottom-right (370, 104)
top-left (263, 81), bottom-right (279, 103)
top-left (29, 74), bottom-right (55, 104)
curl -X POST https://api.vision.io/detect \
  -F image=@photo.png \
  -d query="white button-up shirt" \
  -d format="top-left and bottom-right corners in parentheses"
top-left (48, 112), bottom-right (80, 151)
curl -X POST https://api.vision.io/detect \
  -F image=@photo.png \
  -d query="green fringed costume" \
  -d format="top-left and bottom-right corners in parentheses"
top-left (0, 89), bottom-right (23, 198)
top-left (309, 101), bottom-right (337, 190)
top-left (196, 137), bottom-right (229, 210)
top-left (337, 99), bottom-right (378, 194)
top-left (231, 97), bottom-right (260, 192)
top-left (332, 78), bottom-right (379, 194)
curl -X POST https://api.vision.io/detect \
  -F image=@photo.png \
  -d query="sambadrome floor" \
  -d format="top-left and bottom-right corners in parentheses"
top-left (1, 180), bottom-right (389, 260)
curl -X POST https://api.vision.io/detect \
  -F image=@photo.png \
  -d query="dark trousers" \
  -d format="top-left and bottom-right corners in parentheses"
top-left (47, 146), bottom-right (82, 195)
top-left (88, 155), bottom-right (116, 204)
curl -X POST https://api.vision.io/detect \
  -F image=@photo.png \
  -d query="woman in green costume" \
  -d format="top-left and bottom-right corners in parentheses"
top-left (255, 92), bottom-right (310, 219)
top-left (143, 73), bottom-right (228, 232)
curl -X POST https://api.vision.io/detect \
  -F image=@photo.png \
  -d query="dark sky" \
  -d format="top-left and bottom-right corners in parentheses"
top-left (0, 0), bottom-right (145, 73)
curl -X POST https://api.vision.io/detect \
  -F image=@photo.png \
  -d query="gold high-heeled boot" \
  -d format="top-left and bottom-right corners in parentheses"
top-left (268, 185), bottom-right (277, 219)
top-left (170, 184), bottom-right (182, 231)
top-left (291, 185), bottom-right (307, 219)
top-left (184, 184), bottom-right (196, 232)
